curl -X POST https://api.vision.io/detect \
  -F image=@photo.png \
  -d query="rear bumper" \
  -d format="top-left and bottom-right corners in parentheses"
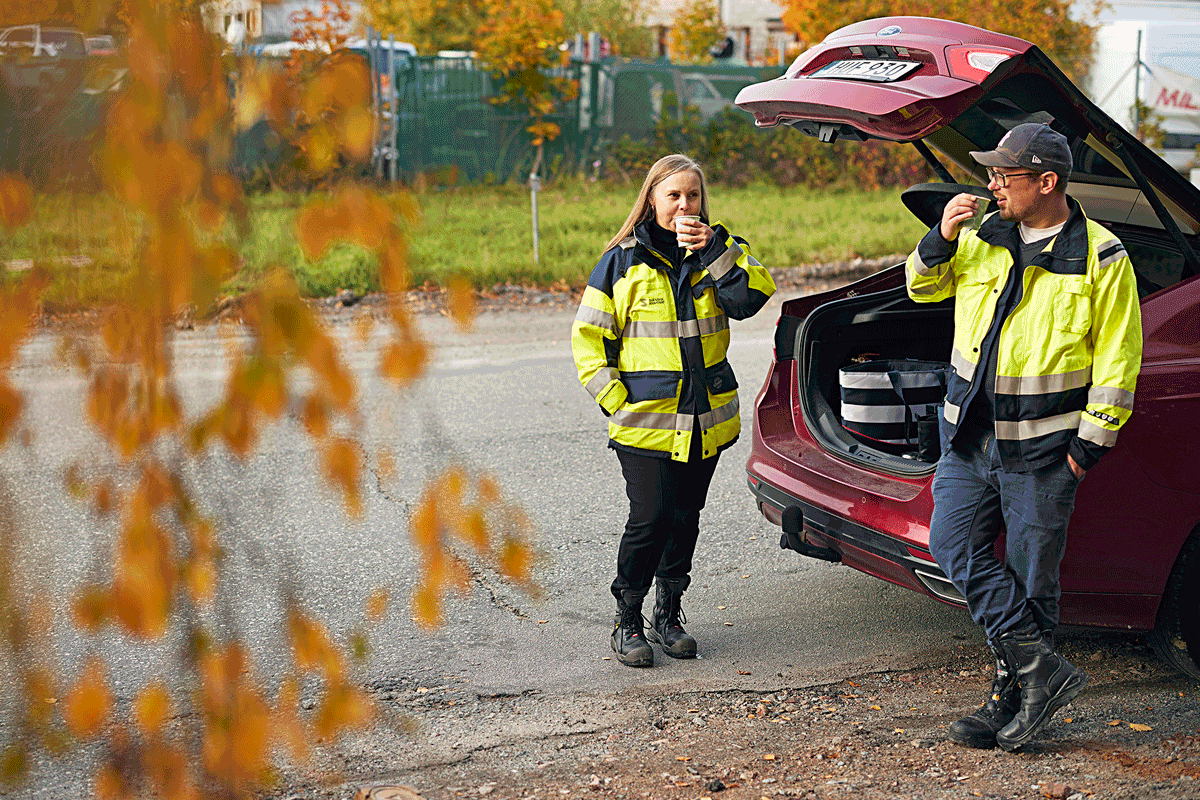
top-left (748, 472), bottom-right (966, 607)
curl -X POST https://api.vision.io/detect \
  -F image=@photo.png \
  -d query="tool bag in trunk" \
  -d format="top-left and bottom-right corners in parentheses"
top-left (838, 359), bottom-right (950, 458)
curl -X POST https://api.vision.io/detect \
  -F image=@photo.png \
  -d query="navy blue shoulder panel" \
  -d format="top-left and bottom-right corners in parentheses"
top-left (586, 245), bottom-right (634, 294)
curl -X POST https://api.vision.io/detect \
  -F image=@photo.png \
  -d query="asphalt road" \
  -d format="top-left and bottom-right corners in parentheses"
top-left (2, 288), bottom-right (991, 794)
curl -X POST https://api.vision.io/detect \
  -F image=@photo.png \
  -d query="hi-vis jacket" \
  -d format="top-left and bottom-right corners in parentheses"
top-left (906, 197), bottom-right (1142, 472)
top-left (572, 221), bottom-right (776, 461)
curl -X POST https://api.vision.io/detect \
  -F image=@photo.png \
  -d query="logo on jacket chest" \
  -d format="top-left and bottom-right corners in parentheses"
top-left (632, 296), bottom-right (667, 311)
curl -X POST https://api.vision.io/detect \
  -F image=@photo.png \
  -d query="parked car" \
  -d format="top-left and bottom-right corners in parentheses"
top-left (0, 24), bottom-right (86, 58)
top-left (734, 17), bottom-right (1200, 677)
top-left (85, 35), bottom-right (117, 57)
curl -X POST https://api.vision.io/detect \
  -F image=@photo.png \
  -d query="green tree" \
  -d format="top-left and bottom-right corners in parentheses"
top-left (670, 0), bottom-right (724, 65)
top-left (780, 0), bottom-right (1101, 84)
top-left (365, 0), bottom-right (487, 54)
top-left (561, 0), bottom-right (654, 58)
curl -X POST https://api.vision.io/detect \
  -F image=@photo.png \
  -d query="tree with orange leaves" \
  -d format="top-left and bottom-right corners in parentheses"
top-left (476, 0), bottom-right (577, 169)
top-left (780, 0), bottom-right (1101, 83)
top-left (0, 0), bottom-right (536, 796)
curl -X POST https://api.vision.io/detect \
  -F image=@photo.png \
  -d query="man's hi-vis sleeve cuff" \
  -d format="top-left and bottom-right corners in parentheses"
top-left (595, 378), bottom-right (628, 415)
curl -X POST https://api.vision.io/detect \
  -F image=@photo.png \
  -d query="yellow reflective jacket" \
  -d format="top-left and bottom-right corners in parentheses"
top-left (572, 221), bottom-right (776, 461)
top-left (906, 197), bottom-right (1142, 472)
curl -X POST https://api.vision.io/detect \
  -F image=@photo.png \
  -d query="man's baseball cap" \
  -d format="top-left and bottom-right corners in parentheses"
top-left (969, 123), bottom-right (1072, 179)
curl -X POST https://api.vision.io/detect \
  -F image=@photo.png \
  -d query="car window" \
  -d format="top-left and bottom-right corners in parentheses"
top-left (4, 28), bottom-right (34, 44)
top-left (43, 30), bottom-right (85, 56)
top-left (1116, 230), bottom-right (1199, 296)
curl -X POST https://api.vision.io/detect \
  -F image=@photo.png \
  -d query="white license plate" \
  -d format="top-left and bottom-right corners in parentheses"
top-left (812, 59), bottom-right (921, 82)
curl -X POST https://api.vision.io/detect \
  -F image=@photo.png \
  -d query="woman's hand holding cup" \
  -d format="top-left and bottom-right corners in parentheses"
top-left (674, 215), bottom-right (712, 251)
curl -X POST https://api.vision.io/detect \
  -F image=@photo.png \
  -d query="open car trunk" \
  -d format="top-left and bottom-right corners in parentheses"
top-left (796, 280), bottom-right (954, 476)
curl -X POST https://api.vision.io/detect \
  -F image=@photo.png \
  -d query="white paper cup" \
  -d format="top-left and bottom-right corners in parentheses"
top-left (674, 215), bottom-right (701, 246)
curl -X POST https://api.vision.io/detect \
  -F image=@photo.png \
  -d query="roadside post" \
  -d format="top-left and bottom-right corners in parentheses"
top-left (529, 170), bottom-right (541, 263)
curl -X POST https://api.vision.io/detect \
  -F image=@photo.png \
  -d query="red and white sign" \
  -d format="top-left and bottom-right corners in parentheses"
top-left (1145, 63), bottom-right (1200, 117)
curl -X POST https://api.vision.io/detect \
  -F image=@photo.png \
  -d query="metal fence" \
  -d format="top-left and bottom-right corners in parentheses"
top-left (388, 55), bottom-right (784, 183)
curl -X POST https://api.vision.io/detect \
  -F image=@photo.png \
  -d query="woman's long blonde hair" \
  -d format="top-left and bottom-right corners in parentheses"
top-left (603, 154), bottom-right (710, 254)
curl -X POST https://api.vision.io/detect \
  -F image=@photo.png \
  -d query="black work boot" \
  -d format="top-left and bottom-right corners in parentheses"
top-left (647, 577), bottom-right (697, 659)
top-left (947, 645), bottom-right (1020, 749)
top-left (611, 594), bottom-right (653, 667)
top-left (995, 631), bottom-right (1087, 751)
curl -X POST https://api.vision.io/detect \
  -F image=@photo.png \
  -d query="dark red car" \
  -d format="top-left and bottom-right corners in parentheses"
top-left (735, 17), bottom-right (1200, 677)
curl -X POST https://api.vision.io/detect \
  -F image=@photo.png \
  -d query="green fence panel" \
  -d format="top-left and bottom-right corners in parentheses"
top-left (392, 56), bottom-right (782, 183)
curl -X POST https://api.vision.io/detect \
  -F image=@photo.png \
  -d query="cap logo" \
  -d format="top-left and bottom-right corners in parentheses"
top-left (1031, 155), bottom-right (1041, 164)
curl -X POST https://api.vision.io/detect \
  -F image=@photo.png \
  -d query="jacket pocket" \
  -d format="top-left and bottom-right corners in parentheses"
top-left (1052, 280), bottom-right (1092, 335)
top-left (623, 370), bottom-right (680, 403)
top-left (705, 360), bottom-right (739, 395)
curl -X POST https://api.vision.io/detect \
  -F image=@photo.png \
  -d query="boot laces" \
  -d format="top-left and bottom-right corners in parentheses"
top-left (619, 605), bottom-right (644, 635)
top-left (661, 593), bottom-right (686, 630)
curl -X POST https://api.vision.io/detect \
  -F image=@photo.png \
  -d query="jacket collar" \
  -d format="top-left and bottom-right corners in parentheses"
top-left (633, 219), bottom-right (693, 272)
top-left (976, 195), bottom-right (1090, 274)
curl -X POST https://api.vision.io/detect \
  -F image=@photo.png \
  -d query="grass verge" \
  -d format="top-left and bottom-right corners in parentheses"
top-left (0, 181), bottom-right (929, 307)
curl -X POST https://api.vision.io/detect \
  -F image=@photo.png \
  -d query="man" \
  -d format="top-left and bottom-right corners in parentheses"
top-left (905, 123), bottom-right (1143, 751)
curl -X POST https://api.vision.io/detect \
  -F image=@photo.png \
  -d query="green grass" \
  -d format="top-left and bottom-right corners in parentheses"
top-left (0, 182), bottom-right (929, 306)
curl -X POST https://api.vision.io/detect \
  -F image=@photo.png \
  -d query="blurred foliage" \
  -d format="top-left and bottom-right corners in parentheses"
top-left (476, 0), bottom-right (577, 149)
top-left (1133, 99), bottom-right (1166, 152)
top-left (779, 0), bottom-right (1103, 85)
top-left (366, 0), bottom-right (488, 54)
top-left (606, 105), bottom-right (930, 190)
top-left (0, 0), bottom-right (536, 797)
top-left (669, 0), bottom-right (724, 65)
top-left (561, 0), bottom-right (653, 58)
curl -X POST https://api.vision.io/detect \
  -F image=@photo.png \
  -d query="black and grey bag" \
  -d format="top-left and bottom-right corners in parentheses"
top-left (839, 359), bottom-right (950, 457)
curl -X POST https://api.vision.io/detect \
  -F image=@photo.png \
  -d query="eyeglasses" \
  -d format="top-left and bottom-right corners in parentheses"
top-left (986, 168), bottom-right (1041, 187)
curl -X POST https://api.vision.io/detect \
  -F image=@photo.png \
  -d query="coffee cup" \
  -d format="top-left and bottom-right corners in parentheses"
top-left (675, 215), bottom-right (701, 247)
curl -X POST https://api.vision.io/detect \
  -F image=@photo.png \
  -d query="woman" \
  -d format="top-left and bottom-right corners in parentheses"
top-left (571, 154), bottom-right (776, 667)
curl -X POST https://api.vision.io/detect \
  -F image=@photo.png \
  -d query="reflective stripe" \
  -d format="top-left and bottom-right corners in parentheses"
top-left (951, 348), bottom-right (976, 383)
top-left (911, 249), bottom-right (936, 276)
top-left (575, 304), bottom-right (617, 333)
top-left (618, 236), bottom-right (636, 250)
top-left (697, 313), bottom-right (728, 336)
top-left (994, 411), bottom-right (1080, 441)
top-left (994, 367), bottom-right (1091, 396)
top-left (610, 402), bottom-right (737, 433)
top-left (1097, 241), bottom-right (1127, 270)
top-left (708, 242), bottom-right (738, 279)
top-left (623, 315), bottom-right (728, 339)
top-left (700, 395), bottom-right (739, 429)
top-left (585, 367), bottom-right (621, 399)
top-left (908, 266), bottom-right (954, 297)
top-left (610, 408), bottom-right (682, 431)
top-left (1078, 415), bottom-right (1119, 446)
top-left (624, 319), bottom-right (699, 339)
top-left (842, 404), bottom-right (914, 424)
top-left (943, 400), bottom-right (961, 425)
top-left (1089, 385), bottom-right (1134, 410)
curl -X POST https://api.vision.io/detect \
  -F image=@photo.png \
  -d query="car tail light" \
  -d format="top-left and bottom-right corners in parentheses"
top-left (945, 45), bottom-right (1016, 83)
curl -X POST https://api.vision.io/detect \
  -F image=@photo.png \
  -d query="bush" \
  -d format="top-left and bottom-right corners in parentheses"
top-left (605, 106), bottom-right (930, 190)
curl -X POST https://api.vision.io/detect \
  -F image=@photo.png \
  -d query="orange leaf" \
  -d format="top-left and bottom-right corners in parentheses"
top-left (134, 682), bottom-right (172, 734)
top-left (0, 174), bottom-right (33, 229)
top-left (380, 339), bottom-right (428, 386)
top-left (447, 276), bottom-right (476, 330)
top-left (64, 660), bottom-right (111, 737)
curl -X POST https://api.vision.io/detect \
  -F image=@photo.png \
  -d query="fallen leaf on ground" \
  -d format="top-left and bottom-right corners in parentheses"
top-left (1107, 719), bottom-right (1122, 726)
top-left (1129, 723), bottom-right (1152, 732)
top-left (763, 754), bottom-right (776, 760)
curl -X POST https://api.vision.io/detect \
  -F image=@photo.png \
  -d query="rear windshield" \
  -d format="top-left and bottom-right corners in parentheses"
top-left (43, 30), bottom-right (84, 56)
top-left (930, 75), bottom-right (1133, 189)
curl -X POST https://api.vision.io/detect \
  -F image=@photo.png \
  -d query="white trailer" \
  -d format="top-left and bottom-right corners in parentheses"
top-left (1084, 6), bottom-right (1200, 174)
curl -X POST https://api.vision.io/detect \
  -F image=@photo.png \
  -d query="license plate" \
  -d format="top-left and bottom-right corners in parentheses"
top-left (812, 59), bottom-right (921, 82)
